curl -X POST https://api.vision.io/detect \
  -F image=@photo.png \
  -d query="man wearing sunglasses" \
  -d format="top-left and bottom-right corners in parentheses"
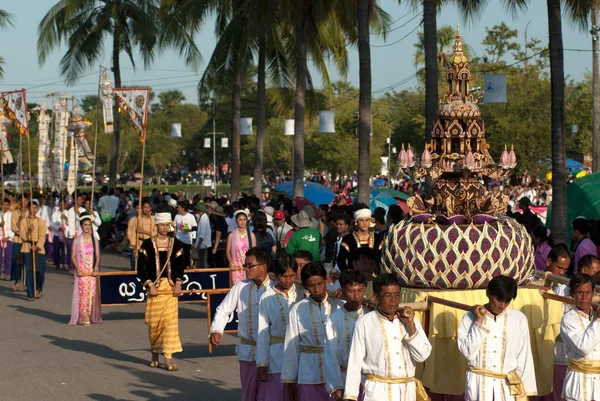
top-left (210, 247), bottom-right (275, 401)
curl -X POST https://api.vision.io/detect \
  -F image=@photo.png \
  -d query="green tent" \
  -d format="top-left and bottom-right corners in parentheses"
top-left (546, 172), bottom-right (600, 241)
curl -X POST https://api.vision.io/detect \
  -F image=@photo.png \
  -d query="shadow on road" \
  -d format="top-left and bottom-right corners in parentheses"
top-left (88, 362), bottom-right (239, 401)
top-left (8, 304), bottom-right (70, 323)
top-left (42, 335), bottom-right (150, 366)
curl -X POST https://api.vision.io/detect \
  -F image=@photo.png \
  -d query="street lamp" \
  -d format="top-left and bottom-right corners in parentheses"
top-left (388, 120), bottom-right (398, 176)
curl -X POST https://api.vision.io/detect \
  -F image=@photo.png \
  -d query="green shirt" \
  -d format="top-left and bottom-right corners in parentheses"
top-left (286, 227), bottom-right (322, 262)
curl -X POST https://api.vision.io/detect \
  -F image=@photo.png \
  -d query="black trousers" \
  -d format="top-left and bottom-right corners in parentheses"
top-left (208, 249), bottom-right (227, 268)
top-left (181, 243), bottom-right (191, 269)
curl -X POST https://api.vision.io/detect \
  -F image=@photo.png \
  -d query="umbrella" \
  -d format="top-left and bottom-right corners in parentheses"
top-left (369, 192), bottom-right (398, 212)
top-left (371, 187), bottom-right (410, 201)
top-left (546, 172), bottom-right (600, 239)
top-left (275, 181), bottom-right (335, 206)
top-left (566, 158), bottom-right (583, 170)
top-left (373, 178), bottom-right (386, 187)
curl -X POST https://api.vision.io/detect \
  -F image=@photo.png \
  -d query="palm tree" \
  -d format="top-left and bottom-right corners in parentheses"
top-left (413, 25), bottom-right (471, 81)
top-left (563, 0), bottom-right (600, 172)
top-left (156, 89), bottom-right (186, 114)
top-left (289, 0), bottom-right (388, 199)
top-left (0, 10), bottom-right (13, 79)
top-left (547, 0), bottom-right (567, 244)
top-left (38, 0), bottom-right (201, 187)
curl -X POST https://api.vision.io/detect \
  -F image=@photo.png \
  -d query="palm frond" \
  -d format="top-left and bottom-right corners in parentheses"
top-left (0, 10), bottom-right (14, 29)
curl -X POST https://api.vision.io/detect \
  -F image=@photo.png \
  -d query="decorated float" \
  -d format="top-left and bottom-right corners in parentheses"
top-left (380, 28), bottom-right (563, 398)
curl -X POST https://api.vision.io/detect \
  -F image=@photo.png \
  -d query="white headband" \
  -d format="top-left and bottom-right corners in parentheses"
top-left (78, 214), bottom-right (92, 222)
top-left (354, 209), bottom-right (372, 221)
top-left (154, 213), bottom-right (172, 224)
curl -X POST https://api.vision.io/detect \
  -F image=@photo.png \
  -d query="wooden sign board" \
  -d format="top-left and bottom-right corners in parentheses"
top-left (98, 268), bottom-right (231, 306)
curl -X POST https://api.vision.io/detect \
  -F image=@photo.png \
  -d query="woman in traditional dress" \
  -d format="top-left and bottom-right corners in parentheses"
top-left (137, 207), bottom-right (185, 371)
top-left (226, 209), bottom-right (255, 284)
top-left (68, 212), bottom-right (101, 326)
top-left (336, 207), bottom-right (383, 271)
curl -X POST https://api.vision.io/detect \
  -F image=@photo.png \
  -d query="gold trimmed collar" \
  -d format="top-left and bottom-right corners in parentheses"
top-left (375, 308), bottom-right (398, 323)
top-left (573, 306), bottom-right (595, 321)
top-left (309, 293), bottom-right (329, 306)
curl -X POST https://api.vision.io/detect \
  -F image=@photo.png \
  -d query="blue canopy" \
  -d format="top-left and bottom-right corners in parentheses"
top-left (274, 181), bottom-right (335, 206)
top-left (566, 158), bottom-right (582, 170)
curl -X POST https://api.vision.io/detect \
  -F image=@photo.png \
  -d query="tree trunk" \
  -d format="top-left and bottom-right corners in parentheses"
top-left (593, 5), bottom-right (600, 172)
top-left (547, 0), bottom-right (567, 244)
top-left (423, 0), bottom-right (438, 143)
top-left (231, 68), bottom-right (242, 200)
top-left (253, 29), bottom-right (267, 197)
top-left (293, 11), bottom-right (306, 198)
top-left (357, 0), bottom-right (371, 205)
top-left (110, 28), bottom-right (122, 189)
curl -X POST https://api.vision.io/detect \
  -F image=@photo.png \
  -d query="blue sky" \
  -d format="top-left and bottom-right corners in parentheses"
top-left (0, 1), bottom-right (594, 106)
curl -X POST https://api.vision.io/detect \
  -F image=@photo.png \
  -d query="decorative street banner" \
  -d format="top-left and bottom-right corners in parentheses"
top-left (204, 138), bottom-right (211, 148)
top-left (483, 74), bottom-right (507, 103)
top-left (2, 89), bottom-right (29, 134)
top-left (221, 137), bottom-right (228, 148)
top-left (100, 71), bottom-right (114, 134)
top-left (36, 103), bottom-right (50, 189)
top-left (99, 268), bottom-right (231, 306)
top-left (171, 123), bottom-right (182, 137)
top-left (240, 117), bottom-right (253, 135)
top-left (113, 88), bottom-right (150, 141)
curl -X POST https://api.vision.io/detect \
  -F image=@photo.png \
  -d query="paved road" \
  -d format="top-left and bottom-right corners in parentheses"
top-left (1, 252), bottom-right (242, 401)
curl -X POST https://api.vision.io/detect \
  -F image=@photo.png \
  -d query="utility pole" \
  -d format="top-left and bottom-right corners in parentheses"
top-left (591, 12), bottom-right (600, 172)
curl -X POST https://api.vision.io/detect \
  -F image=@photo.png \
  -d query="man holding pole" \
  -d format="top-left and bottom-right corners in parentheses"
top-left (10, 197), bottom-right (24, 291)
top-left (20, 201), bottom-right (46, 300)
top-left (324, 270), bottom-right (367, 401)
top-left (560, 273), bottom-right (600, 401)
top-left (457, 275), bottom-right (537, 400)
top-left (343, 273), bottom-right (431, 401)
top-left (540, 244), bottom-right (573, 401)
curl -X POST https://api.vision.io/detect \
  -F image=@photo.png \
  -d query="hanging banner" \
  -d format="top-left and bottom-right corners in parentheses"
top-left (204, 138), bottom-right (211, 148)
top-left (52, 97), bottom-right (70, 191)
top-left (284, 119), bottom-right (294, 136)
top-left (113, 88), bottom-right (150, 141)
top-left (221, 138), bottom-right (228, 148)
top-left (100, 71), bottom-right (114, 134)
top-left (318, 111), bottom-right (335, 133)
top-left (1, 89), bottom-right (28, 135)
top-left (171, 123), bottom-right (182, 138)
top-left (68, 105), bottom-right (94, 167)
top-left (66, 135), bottom-right (78, 195)
top-left (0, 126), bottom-right (12, 165)
top-left (240, 118), bottom-right (253, 135)
top-left (483, 74), bottom-right (507, 103)
top-left (37, 102), bottom-right (50, 189)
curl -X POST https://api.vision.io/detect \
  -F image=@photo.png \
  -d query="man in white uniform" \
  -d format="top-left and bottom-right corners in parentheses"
top-left (344, 273), bottom-right (431, 401)
top-left (281, 263), bottom-right (345, 401)
top-left (256, 255), bottom-right (305, 401)
top-left (324, 270), bottom-right (367, 401)
top-left (210, 247), bottom-right (274, 401)
top-left (561, 273), bottom-right (600, 401)
top-left (458, 275), bottom-right (537, 401)
top-left (540, 244), bottom-right (572, 401)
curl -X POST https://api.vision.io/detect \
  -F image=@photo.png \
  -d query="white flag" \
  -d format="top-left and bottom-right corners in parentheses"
top-left (171, 123), bottom-right (182, 137)
top-left (483, 74), bottom-right (507, 103)
top-left (240, 118), bottom-right (253, 135)
top-left (67, 136), bottom-right (78, 195)
top-left (221, 138), bottom-right (228, 148)
top-left (113, 88), bottom-right (150, 141)
top-left (52, 97), bottom-right (70, 191)
top-left (204, 138), bottom-right (211, 148)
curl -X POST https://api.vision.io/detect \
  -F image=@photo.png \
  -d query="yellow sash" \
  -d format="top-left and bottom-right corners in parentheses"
top-left (568, 359), bottom-right (600, 374)
top-left (239, 337), bottom-right (256, 346)
top-left (468, 367), bottom-right (528, 401)
top-left (270, 336), bottom-right (285, 345)
top-left (365, 374), bottom-right (430, 401)
top-left (300, 345), bottom-right (324, 354)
